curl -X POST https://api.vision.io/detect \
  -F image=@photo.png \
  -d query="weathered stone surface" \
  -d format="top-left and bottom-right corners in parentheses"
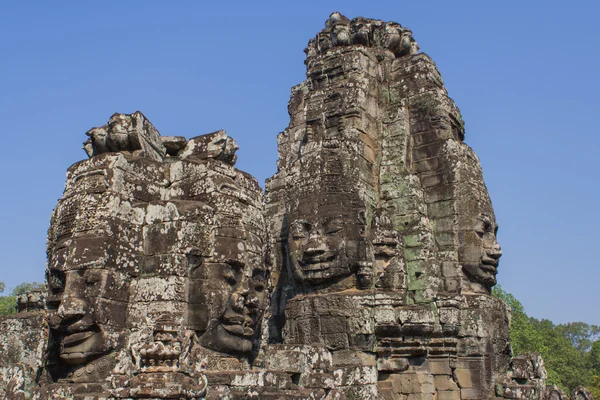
top-left (85, 111), bottom-right (167, 161)
top-left (0, 11), bottom-right (593, 400)
top-left (26, 111), bottom-right (267, 398)
top-left (161, 135), bottom-right (188, 156)
top-left (0, 308), bottom-right (47, 400)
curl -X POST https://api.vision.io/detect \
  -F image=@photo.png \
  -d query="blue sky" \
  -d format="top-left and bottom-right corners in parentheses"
top-left (1, 1), bottom-right (598, 325)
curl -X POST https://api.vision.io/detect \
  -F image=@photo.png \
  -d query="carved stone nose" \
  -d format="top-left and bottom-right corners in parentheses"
top-left (489, 244), bottom-right (502, 259)
top-left (57, 297), bottom-right (87, 320)
top-left (245, 294), bottom-right (260, 310)
top-left (230, 290), bottom-right (248, 313)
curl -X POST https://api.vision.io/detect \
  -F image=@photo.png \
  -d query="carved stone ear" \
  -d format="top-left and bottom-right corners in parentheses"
top-left (83, 138), bottom-right (93, 158)
top-left (357, 260), bottom-right (374, 289)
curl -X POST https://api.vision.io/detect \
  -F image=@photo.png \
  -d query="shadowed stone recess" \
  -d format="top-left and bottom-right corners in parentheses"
top-left (0, 11), bottom-right (592, 400)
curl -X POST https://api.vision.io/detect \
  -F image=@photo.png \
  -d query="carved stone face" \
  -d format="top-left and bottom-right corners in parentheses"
top-left (47, 236), bottom-right (128, 368)
top-left (287, 198), bottom-right (366, 285)
top-left (189, 234), bottom-right (268, 355)
top-left (459, 212), bottom-right (502, 290)
top-left (454, 145), bottom-right (502, 292)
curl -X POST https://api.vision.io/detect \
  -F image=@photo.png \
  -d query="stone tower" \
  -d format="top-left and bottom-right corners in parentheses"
top-left (0, 12), bottom-right (591, 400)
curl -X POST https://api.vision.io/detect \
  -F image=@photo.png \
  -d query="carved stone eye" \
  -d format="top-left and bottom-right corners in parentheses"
top-left (223, 261), bottom-right (244, 286)
top-left (324, 218), bottom-right (343, 235)
top-left (475, 217), bottom-right (493, 238)
top-left (85, 275), bottom-right (100, 287)
top-left (290, 220), bottom-right (310, 239)
top-left (483, 220), bottom-right (492, 231)
top-left (49, 272), bottom-right (65, 295)
top-left (223, 270), bottom-right (237, 286)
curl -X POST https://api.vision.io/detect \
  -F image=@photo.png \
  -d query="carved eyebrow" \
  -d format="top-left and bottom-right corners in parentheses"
top-left (224, 258), bottom-right (245, 269)
top-left (291, 219), bottom-right (310, 230)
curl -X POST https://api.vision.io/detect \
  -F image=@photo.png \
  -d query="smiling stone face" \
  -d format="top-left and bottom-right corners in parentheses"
top-left (459, 213), bottom-right (502, 289)
top-left (47, 263), bottom-right (127, 366)
top-left (189, 233), bottom-right (268, 355)
top-left (45, 151), bottom-right (149, 382)
top-left (46, 227), bottom-right (132, 381)
top-left (287, 195), bottom-right (367, 286)
top-left (455, 149), bottom-right (503, 293)
top-left (197, 264), bottom-right (267, 355)
top-left (182, 157), bottom-right (268, 357)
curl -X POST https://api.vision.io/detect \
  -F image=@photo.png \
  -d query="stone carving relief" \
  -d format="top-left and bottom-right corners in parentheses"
top-left (453, 144), bottom-right (503, 293)
top-left (45, 158), bottom-right (137, 383)
top-left (286, 192), bottom-right (369, 289)
top-left (0, 11), bottom-right (593, 400)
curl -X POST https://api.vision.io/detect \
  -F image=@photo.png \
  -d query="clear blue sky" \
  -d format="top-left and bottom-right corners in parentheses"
top-left (1, 1), bottom-right (598, 325)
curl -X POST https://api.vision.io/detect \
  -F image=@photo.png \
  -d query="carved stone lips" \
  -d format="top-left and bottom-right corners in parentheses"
top-left (481, 259), bottom-right (498, 273)
top-left (60, 330), bottom-right (99, 364)
top-left (301, 251), bottom-right (335, 265)
top-left (222, 323), bottom-right (253, 337)
top-left (222, 315), bottom-right (253, 337)
top-left (62, 331), bottom-right (95, 348)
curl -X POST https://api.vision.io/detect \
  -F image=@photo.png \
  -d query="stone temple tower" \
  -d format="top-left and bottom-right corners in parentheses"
top-left (0, 11), bottom-right (592, 400)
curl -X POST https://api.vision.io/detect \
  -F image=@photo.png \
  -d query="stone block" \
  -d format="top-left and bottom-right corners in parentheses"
top-left (434, 375), bottom-right (459, 391)
top-left (436, 390), bottom-right (461, 400)
top-left (429, 359), bottom-right (452, 376)
top-left (377, 357), bottom-right (409, 372)
top-left (453, 368), bottom-right (473, 388)
top-left (299, 372), bottom-right (336, 389)
top-left (331, 366), bottom-right (378, 386)
top-left (460, 387), bottom-right (485, 399)
top-left (333, 350), bottom-right (376, 367)
top-left (323, 333), bottom-right (349, 350)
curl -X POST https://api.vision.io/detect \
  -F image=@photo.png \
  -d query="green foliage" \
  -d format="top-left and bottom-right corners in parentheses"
top-left (12, 281), bottom-right (44, 295)
top-left (0, 280), bottom-right (15, 316)
top-left (493, 285), bottom-right (600, 393)
top-left (590, 375), bottom-right (600, 399)
top-left (0, 281), bottom-right (44, 316)
top-left (533, 318), bottom-right (592, 390)
top-left (591, 340), bottom-right (600, 371)
top-left (0, 295), bottom-right (16, 316)
top-left (556, 322), bottom-right (600, 352)
top-left (591, 341), bottom-right (600, 398)
top-left (492, 286), bottom-right (544, 356)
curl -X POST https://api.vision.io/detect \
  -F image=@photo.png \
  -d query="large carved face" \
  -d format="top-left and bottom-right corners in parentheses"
top-left (47, 234), bottom-right (128, 368)
top-left (455, 146), bottom-right (503, 292)
top-left (458, 202), bottom-right (502, 291)
top-left (287, 196), bottom-right (366, 285)
top-left (46, 169), bottom-right (136, 378)
top-left (189, 231), bottom-right (268, 355)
